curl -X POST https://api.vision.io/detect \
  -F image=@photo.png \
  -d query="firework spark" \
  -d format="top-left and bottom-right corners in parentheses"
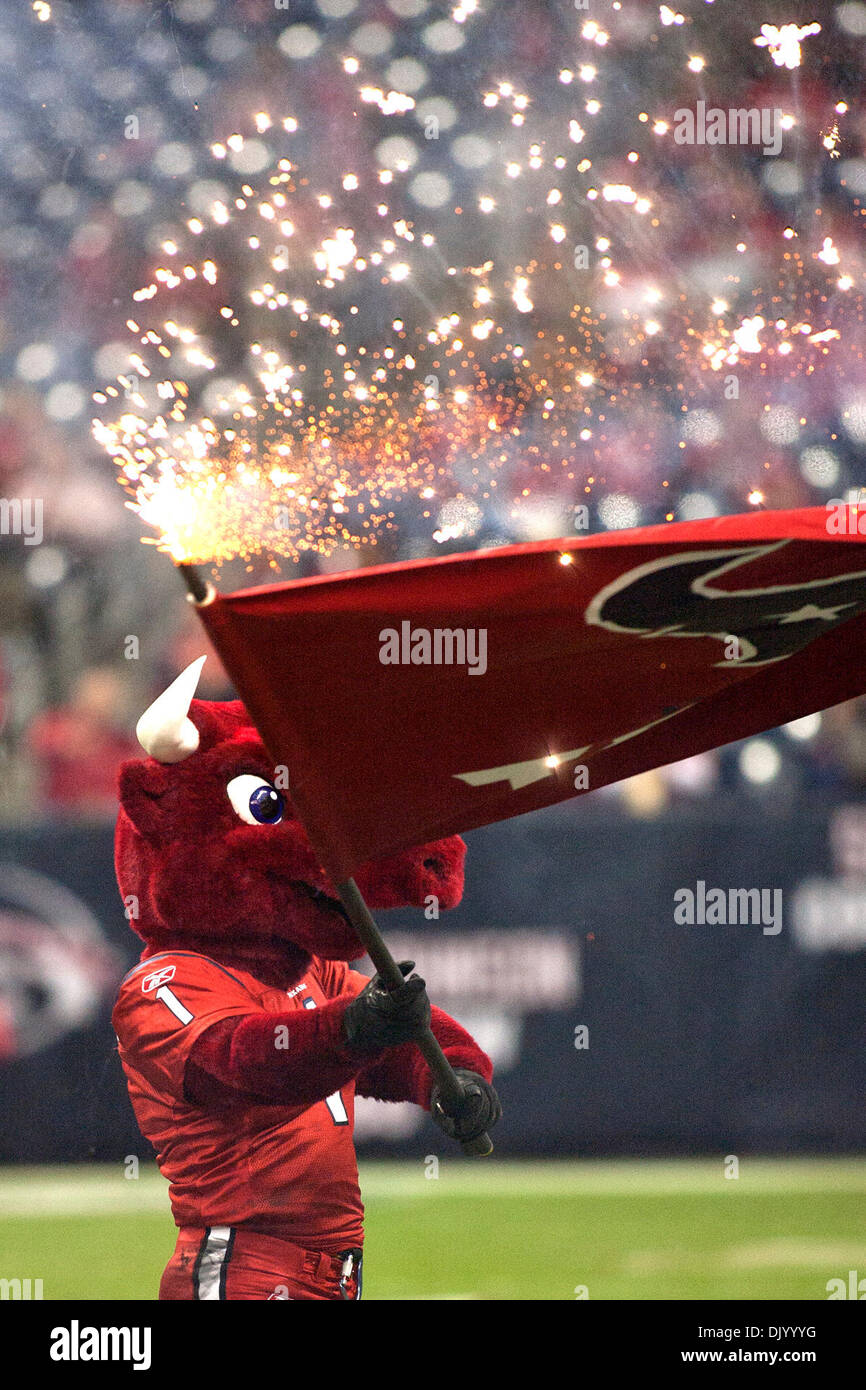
top-left (92, 8), bottom-right (862, 568)
top-left (753, 22), bottom-right (822, 70)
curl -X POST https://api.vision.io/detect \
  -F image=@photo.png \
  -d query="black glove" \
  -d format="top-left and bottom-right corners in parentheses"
top-left (430, 1068), bottom-right (502, 1143)
top-left (342, 961), bottom-right (431, 1053)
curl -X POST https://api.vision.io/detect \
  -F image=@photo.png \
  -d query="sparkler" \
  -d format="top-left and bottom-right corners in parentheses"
top-left (92, 7), bottom-right (855, 572)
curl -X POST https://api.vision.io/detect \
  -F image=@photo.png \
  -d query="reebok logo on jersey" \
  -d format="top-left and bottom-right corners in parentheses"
top-left (141, 964), bottom-right (176, 994)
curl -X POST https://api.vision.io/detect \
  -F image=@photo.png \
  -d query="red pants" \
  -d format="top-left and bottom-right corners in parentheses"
top-left (160, 1226), bottom-right (363, 1301)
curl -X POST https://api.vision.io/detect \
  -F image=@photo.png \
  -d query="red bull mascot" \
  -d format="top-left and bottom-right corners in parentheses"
top-left (112, 658), bottom-right (500, 1300)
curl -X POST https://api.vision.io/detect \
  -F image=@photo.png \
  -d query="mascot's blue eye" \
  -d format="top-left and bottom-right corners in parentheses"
top-left (226, 775), bottom-right (285, 826)
top-left (249, 785), bottom-right (284, 824)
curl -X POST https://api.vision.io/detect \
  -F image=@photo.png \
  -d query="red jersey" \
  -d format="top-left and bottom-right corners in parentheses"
top-left (113, 951), bottom-right (367, 1252)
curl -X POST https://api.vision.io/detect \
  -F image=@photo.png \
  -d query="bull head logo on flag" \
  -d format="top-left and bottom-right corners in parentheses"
top-left (588, 541), bottom-right (866, 665)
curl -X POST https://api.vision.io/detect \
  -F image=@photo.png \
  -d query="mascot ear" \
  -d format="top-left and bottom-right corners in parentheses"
top-left (118, 759), bottom-right (172, 843)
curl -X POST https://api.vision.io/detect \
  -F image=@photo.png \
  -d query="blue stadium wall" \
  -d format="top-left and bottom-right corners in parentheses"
top-left (1, 797), bottom-right (864, 1162)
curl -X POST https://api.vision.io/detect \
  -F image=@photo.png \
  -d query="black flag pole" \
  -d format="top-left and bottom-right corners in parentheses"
top-left (177, 561), bottom-right (493, 1157)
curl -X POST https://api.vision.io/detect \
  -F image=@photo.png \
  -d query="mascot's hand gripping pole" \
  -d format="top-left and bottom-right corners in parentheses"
top-left (178, 563), bottom-right (493, 1157)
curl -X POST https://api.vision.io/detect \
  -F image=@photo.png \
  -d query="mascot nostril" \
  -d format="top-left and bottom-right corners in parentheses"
top-left (112, 658), bottom-right (500, 1301)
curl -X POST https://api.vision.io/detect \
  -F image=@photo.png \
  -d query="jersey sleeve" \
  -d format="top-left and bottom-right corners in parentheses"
top-left (313, 956), bottom-right (371, 1000)
top-left (354, 1005), bottom-right (493, 1109)
top-left (312, 957), bottom-right (493, 1108)
top-left (112, 954), bottom-right (259, 1100)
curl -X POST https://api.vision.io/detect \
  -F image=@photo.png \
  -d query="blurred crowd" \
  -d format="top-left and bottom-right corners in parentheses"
top-left (2, 0), bottom-right (866, 823)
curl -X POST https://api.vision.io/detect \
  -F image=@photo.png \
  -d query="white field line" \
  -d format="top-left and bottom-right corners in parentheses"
top-left (0, 1161), bottom-right (863, 1217)
top-left (721, 1239), bottom-right (866, 1269)
top-left (360, 1159), bottom-right (866, 1200)
top-left (625, 1239), bottom-right (866, 1275)
top-left (0, 1174), bottom-right (171, 1218)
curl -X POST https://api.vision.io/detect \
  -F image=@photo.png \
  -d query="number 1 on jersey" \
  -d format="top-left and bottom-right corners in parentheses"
top-left (325, 1090), bottom-right (349, 1125)
top-left (155, 984), bottom-right (194, 1026)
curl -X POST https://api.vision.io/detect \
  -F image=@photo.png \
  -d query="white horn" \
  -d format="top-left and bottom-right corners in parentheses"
top-left (136, 656), bottom-right (206, 763)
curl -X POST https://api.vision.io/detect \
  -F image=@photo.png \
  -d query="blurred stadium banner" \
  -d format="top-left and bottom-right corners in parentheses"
top-left (2, 801), bottom-right (865, 1161)
top-left (198, 506), bottom-right (866, 880)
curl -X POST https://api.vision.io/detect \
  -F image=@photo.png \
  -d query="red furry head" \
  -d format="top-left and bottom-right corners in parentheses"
top-left (116, 671), bottom-right (465, 981)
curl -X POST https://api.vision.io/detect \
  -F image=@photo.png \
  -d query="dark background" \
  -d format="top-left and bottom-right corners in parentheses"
top-left (2, 792), bottom-right (863, 1163)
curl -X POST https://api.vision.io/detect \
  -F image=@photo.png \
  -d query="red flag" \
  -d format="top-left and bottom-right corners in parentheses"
top-left (198, 505), bottom-right (866, 882)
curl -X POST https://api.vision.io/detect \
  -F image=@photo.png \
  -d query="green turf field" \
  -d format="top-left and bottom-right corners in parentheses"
top-left (1, 1159), bottom-right (864, 1300)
